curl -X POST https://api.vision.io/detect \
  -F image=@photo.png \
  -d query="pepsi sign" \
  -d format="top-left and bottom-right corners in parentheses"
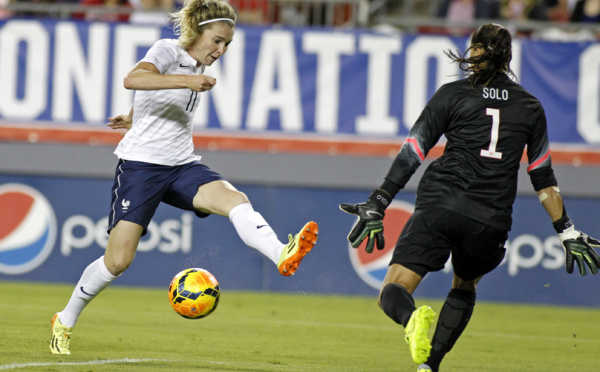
top-left (0, 183), bottom-right (57, 274)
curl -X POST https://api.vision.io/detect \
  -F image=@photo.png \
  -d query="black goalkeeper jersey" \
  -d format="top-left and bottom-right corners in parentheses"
top-left (384, 74), bottom-right (557, 231)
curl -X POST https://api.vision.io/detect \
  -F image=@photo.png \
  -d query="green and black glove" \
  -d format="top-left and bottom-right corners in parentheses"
top-left (553, 213), bottom-right (600, 276)
top-left (339, 189), bottom-right (391, 253)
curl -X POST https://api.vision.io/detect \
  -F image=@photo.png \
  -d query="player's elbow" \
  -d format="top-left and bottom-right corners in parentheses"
top-left (123, 75), bottom-right (135, 90)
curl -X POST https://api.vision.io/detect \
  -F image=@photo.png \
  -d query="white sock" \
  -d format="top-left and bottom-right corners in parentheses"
top-left (59, 256), bottom-right (118, 327)
top-left (229, 203), bottom-right (284, 265)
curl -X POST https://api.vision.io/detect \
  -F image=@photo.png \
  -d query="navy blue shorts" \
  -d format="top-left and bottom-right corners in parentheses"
top-left (107, 159), bottom-right (225, 236)
top-left (390, 208), bottom-right (508, 281)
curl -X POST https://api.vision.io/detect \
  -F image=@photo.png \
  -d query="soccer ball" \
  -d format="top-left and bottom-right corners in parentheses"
top-left (168, 268), bottom-right (220, 319)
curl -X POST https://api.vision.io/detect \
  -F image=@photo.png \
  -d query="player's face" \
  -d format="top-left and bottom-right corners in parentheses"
top-left (189, 23), bottom-right (235, 66)
top-left (469, 45), bottom-right (486, 70)
top-left (470, 45), bottom-right (484, 58)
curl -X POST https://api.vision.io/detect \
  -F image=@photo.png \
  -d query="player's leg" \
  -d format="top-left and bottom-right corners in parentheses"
top-left (379, 264), bottom-right (434, 365)
top-left (191, 178), bottom-right (317, 276)
top-left (164, 162), bottom-right (287, 265)
top-left (61, 221), bottom-right (143, 324)
top-left (103, 220), bottom-right (144, 275)
top-left (51, 159), bottom-right (165, 355)
top-left (380, 209), bottom-right (455, 365)
top-left (421, 214), bottom-right (507, 372)
top-left (378, 263), bottom-right (423, 325)
top-left (50, 221), bottom-right (143, 355)
top-left (193, 180), bottom-right (283, 263)
top-left (421, 275), bottom-right (478, 372)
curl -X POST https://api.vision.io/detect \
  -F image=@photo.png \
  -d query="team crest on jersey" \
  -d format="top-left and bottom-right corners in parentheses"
top-left (0, 184), bottom-right (57, 274)
top-left (348, 200), bottom-right (414, 290)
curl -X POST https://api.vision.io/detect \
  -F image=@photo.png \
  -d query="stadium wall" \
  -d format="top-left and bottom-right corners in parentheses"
top-left (2, 19), bottom-right (600, 307)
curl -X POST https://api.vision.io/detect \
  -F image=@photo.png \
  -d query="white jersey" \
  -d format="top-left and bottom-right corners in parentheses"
top-left (115, 39), bottom-right (205, 166)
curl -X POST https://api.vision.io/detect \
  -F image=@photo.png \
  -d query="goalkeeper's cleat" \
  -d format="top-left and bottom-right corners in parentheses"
top-left (405, 305), bottom-right (435, 365)
top-left (278, 221), bottom-right (318, 276)
top-left (417, 364), bottom-right (433, 372)
top-left (50, 312), bottom-right (72, 355)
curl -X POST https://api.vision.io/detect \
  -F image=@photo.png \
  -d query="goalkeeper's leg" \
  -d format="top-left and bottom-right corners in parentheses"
top-left (424, 282), bottom-right (477, 372)
top-left (378, 264), bottom-right (424, 326)
top-left (379, 264), bottom-right (434, 364)
top-left (380, 282), bottom-right (417, 326)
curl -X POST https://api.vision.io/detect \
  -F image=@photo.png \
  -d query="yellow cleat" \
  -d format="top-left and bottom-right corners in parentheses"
top-left (278, 221), bottom-right (318, 276)
top-left (49, 312), bottom-right (72, 355)
top-left (405, 306), bottom-right (435, 365)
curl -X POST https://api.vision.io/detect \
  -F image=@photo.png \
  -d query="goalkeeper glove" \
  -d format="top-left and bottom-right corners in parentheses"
top-left (553, 214), bottom-right (600, 276)
top-left (339, 189), bottom-right (391, 253)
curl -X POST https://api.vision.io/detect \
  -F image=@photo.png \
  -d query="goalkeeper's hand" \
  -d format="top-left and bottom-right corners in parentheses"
top-left (558, 226), bottom-right (600, 276)
top-left (553, 211), bottom-right (600, 275)
top-left (339, 189), bottom-right (391, 253)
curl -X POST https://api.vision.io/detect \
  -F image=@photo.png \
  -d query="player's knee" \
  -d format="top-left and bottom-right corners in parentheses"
top-left (194, 188), bottom-right (249, 215)
top-left (104, 251), bottom-right (134, 275)
top-left (452, 275), bottom-right (479, 292)
top-left (229, 190), bottom-right (249, 206)
top-left (105, 258), bottom-right (131, 276)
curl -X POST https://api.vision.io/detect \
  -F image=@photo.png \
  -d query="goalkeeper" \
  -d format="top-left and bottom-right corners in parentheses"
top-left (340, 23), bottom-right (600, 372)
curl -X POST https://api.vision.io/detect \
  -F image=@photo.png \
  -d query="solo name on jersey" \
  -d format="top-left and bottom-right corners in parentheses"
top-left (482, 87), bottom-right (509, 101)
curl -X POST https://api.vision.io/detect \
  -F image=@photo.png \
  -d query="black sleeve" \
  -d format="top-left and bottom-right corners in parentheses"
top-left (380, 86), bottom-right (450, 197)
top-left (526, 104), bottom-right (557, 191)
top-left (529, 167), bottom-right (557, 192)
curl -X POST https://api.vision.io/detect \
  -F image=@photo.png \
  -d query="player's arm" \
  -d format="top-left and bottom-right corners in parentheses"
top-left (123, 62), bottom-right (216, 92)
top-left (340, 87), bottom-right (449, 253)
top-left (538, 186), bottom-right (600, 276)
top-left (528, 106), bottom-right (600, 275)
top-left (527, 149), bottom-right (600, 277)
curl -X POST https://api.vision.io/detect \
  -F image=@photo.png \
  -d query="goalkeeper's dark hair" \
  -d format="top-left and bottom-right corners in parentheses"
top-left (171, 0), bottom-right (237, 50)
top-left (445, 23), bottom-right (515, 87)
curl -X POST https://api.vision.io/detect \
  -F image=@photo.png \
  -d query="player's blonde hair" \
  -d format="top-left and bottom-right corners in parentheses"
top-left (170, 0), bottom-right (237, 50)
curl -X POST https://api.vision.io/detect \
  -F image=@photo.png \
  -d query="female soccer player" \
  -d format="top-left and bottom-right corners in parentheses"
top-left (340, 23), bottom-right (600, 372)
top-left (49, 0), bottom-right (318, 355)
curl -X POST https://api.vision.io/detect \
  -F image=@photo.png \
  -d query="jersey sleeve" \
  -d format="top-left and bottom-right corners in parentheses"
top-left (140, 39), bottom-right (178, 74)
top-left (381, 85), bottom-right (451, 196)
top-left (526, 104), bottom-right (557, 191)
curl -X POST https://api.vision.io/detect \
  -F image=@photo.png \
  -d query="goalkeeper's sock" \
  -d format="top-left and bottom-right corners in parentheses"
top-left (380, 283), bottom-right (416, 327)
top-left (425, 289), bottom-right (476, 371)
top-left (60, 256), bottom-right (117, 327)
top-left (229, 203), bottom-right (283, 265)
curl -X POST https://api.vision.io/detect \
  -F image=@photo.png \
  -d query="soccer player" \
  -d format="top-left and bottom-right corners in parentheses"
top-left (49, 0), bottom-right (318, 355)
top-left (340, 23), bottom-right (600, 372)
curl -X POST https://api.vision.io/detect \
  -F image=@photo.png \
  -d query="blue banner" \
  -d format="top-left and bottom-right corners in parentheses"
top-left (2, 19), bottom-right (600, 144)
top-left (2, 176), bottom-right (600, 307)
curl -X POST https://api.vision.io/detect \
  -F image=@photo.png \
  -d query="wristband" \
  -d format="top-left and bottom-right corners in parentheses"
top-left (369, 189), bottom-right (392, 210)
top-left (553, 213), bottom-right (573, 234)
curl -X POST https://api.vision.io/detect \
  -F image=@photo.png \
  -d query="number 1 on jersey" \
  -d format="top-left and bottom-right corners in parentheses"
top-left (480, 108), bottom-right (503, 159)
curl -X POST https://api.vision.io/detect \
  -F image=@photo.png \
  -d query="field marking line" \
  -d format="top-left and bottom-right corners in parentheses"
top-left (0, 359), bottom-right (327, 372)
top-left (0, 358), bottom-right (176, 370)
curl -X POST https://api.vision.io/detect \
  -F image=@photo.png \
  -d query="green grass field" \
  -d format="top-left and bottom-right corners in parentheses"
top-left (1, 281), bottom-right (598, 371)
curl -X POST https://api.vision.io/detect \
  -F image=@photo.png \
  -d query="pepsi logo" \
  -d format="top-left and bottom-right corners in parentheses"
top-left (0, 183), bottom-right (57, 274)
top-left (349, 200), bottom-right (414, 290)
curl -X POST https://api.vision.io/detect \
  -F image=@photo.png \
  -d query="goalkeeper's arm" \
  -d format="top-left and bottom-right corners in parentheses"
top-left (537, 185), bottom-right (600, 276)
